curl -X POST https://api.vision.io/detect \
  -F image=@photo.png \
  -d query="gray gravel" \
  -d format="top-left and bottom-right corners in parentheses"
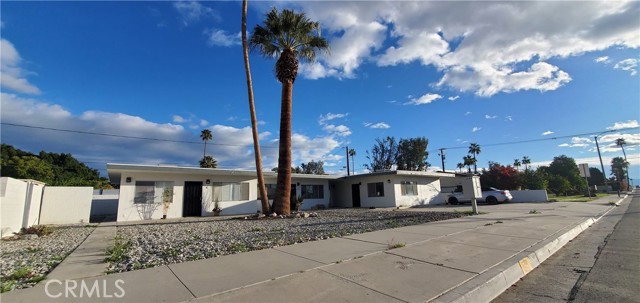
top-left (0, 225), bottom-right (95, 292)
top-left (107, 209), bottom-right (466, 273)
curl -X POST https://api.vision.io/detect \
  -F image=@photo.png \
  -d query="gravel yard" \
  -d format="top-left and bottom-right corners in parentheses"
top-left (1, 225), bottom-right (96, 292)
top-left (106, 209), bottom-right (467, 273)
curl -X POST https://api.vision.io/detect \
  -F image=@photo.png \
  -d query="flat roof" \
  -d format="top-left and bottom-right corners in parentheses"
top-left (106, 163), bottom-right (340, 184)
top-left (339, 170), bottom-right (456, 180)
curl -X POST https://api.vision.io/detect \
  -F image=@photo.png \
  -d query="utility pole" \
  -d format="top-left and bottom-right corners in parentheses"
top-left (439, 148), bottom-right (446, 172)
top-left (346, 146), bottom-right (350, 176)
top-left (594, 136), bottom-right (608, 189)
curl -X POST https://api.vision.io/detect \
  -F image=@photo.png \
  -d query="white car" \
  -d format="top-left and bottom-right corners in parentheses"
top-left (447, 187), bottom-right (513, 205)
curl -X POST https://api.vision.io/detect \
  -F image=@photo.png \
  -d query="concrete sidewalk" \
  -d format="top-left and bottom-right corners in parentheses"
top-left (1, 195), bottom-right (629, 303)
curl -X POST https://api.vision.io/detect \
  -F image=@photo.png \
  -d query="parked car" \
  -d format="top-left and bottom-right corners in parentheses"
top-left (447, 186), bottom-right (513, 205)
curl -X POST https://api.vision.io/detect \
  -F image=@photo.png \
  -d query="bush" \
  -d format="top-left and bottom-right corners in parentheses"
top-left (19, 225), bottom-right (54, 237)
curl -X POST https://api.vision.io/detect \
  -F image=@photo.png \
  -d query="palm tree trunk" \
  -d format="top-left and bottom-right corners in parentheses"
top-left (242, 0), bottom-right (270, 214)
top-left (203, 141), bottom-right (207, 159)
top-left (473, 154), bottom-right (477, 174)
top-left (273, 80), bottom-right (293, 215)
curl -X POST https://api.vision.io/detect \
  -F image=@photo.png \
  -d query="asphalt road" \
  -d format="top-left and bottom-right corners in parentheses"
top-left (492, 192), bottom-right (639, 303)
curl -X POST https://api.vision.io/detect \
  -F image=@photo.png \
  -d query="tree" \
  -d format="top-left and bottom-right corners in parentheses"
top-left (242, 0), bottom-right (270, 214)
top-left (547, 155), bottom-right (586, 194)
top-left (610, 156), bottom-right (629, 187)
top-left (522, 156), bottom-right (531, 171)
top-left (462, 155), bottom-right (475, 173)
top-left (364, 136), bottom-right (398, 172)
top-left (548, 175), bottom-right (572, 196)
top-left (588, 167), bottom-right (606, 186)
top-left (250, 7), bottom-right (330, 215)
top-left (519, 168), bottom-right (548, 190)
top-left (5, 156), bottom-right (55, 184)
top-left (200, 129), bottom-right (213, 159)
top-left (513, 159), bottom-right (521, 171)
top-left (615, 138), bottom-right (630, 189)
top-left (199, 156), bottom-right (218, 168)
top-left (468, 143), bottom-right (481, 173)
top-left (299, 160), bottom-right (325, 175)
top-left (480, 162), bottom-right (519, 190)
top-left (348, 148), bottom-right (356, 175)
top-left (456, 162), bottom-right (465, 173)
top-left (396, 137), bottom-right (429, 171)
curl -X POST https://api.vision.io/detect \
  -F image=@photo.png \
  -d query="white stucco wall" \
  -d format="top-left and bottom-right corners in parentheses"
top-left (392, 176), bottom-right (443, 207)
top-left (0, 178), bottom-right (46, 236)
top-left (40, 187), bottom-right (92, 224)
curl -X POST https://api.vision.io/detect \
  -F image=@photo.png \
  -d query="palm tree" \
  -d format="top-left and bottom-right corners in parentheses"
top-left (468, 143), bottom-right (481, 174)
top-left (250, 7), bottom-right (330, 215)
top-left (242, 0), bottom-right (270, 214)
top-left (615, 138), bottom-right (629, 190)
top-left (348, 148), bottom-right (356, 175)
top-left (522, 156), bottom-right (531, 171)
top-left (463, 155), bottom-right (474, 173)
top-left (513, 159), bottom-right (521, 171)
top-left (200, 129), bottom-right (212, 159)
top-left (456, 162), bottom-right (465, 173)
top-left (199, 156), bottom-right (217, 168)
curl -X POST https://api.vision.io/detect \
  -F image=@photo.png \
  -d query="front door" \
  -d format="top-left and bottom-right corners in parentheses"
top-left (290, 184), bottom-right (297, 210)
top-left (183, 181), bottom-right (203, 217)
top-left (352, 184), bottom-right (361, 207)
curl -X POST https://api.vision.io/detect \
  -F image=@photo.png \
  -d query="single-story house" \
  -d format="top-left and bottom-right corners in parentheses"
top-left (106, 163), bottom-right (462, 222)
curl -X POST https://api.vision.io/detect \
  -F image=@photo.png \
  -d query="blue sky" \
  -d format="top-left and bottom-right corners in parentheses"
top-left (1, 1), bottom-right (639, 184)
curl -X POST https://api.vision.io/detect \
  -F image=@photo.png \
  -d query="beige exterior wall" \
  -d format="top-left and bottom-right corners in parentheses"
top-left (40, 187), bottom-right (92, 224)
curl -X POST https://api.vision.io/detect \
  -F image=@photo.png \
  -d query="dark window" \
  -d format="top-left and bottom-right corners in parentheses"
top-left (257, 184), bottom-right (277, 200)
top-left (301, 185), bottom-right (324, 199)
top-left (367, 182), bottom-right (385, 197)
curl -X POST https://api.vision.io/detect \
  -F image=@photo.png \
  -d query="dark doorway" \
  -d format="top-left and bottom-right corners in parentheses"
top-left (351, 184), bottom-right (361, 207)
top-left (183, 181), bottom-right (203, 217)
top-left (290, 184), bottom-right (297, 209)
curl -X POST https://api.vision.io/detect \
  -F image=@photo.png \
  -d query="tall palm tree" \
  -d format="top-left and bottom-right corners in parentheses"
top-left (468, 143), bottom-right (481, 174)
top-left (522, 156), bottom-right (531, 171)
top-left (250, 7), bottom-right (329, 215)
top-left (463, 155), bottom-right (474, 173)
top-left (242, 0), bottom-right (270, 214)
top-left (456, 162), bottom-right (465, 173)
top-left (513, 159), bottom-right (521, 171)
top-left (199, 155), bottom-right (217, 168)
top-left (348, 148), bottom-right (356, 175)
top-left (615, 138), bottom-right (629, 190)
top-left (200, 129), bottom-right (212, 159)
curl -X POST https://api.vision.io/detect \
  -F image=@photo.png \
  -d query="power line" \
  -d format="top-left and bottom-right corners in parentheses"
top-left (433, 127), bottom-right (639, 153)
top-left (1, 122), bottom-right (279, 149)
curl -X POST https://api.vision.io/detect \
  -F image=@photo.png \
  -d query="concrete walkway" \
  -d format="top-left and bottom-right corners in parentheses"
top-left (46, 223), bottom-right (116, 281)
top-left (2, 194), bottom-right (630, 303)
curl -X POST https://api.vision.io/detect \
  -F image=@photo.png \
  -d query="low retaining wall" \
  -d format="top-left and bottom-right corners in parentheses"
top-left (510, 190), bottom-right (548, 202)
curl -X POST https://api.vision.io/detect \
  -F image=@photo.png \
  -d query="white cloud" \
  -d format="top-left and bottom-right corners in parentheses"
top-left (405, 93), bottom-right (442, 105)
top-left (322, 124), bottom-right (352, 137)
top-left (485, 115), bottom-right (497, 119)
top-left (599, 133), bottom-right (640, 146)
top-left (363, 122), bottom-right (391, 129)
top-left (595, 56), bottom-right (610, 64)
top-left (204, 28), bottom-right (241, 47)
top-left (173, 115), bottom-right (187, 123)
top-left (541, 130), bottom-right (554, 136)
top-left (199, 119), bottom-right (209, 127)
top-left (299, 1), bottom-right (637, 94)
top-left (559, 136), bottom-right (595, 148)
top-left (0, 39), bottom-right (41, 94)
top-left (318, 112), bottom-right (348, 124)
top-left (614, 58), bottom-right (638, 76)
top-left (505, 116), bottom-right (513, 121)
top-left (299, 62), bottom-right (338, 80)
top-left (173, 1), bottom-right (218, 26)
top-left (465, 111), bottom-right (472, 116)
top-left (472, 127), bottom-right (481, 132)
top-left (607, 119), bottom-right (639, 130)
top-left (448, 95), bottom-right (460, 101)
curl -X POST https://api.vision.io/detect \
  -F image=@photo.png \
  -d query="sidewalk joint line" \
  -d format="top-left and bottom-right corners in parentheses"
top-left (318, 268), bottom-right (411, 303)
top-left (383, 251), bottom-right (480, 275)
top-left (166, 265), bottom-right (197, 299)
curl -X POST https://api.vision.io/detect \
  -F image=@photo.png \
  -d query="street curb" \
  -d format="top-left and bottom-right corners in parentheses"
top-left (431, 213), bottom-right (607, 303)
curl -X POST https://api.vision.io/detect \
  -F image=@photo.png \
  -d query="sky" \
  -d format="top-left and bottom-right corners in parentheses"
top-left (1, 1), bottom-right (639, 184)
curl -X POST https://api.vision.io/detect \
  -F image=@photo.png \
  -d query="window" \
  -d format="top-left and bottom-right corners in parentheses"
top-left (401, 181), bottom-right (418, 196)
top-left (257, 184), bottom-right (277, 200)
top-left (134, 181), bottom-right (174, 204)
top-left (212, 182), bottom-right (249, 201)
top-left (301, 185), bottom-right (324, 199)
top-left (367, 182), bottom-right (385, 197)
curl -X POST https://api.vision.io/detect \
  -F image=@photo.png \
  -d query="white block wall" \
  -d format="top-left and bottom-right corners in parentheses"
top-left (509, 190), bottom-right (549, 202)
top-left (40, 187), bottom-right (93, 224)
